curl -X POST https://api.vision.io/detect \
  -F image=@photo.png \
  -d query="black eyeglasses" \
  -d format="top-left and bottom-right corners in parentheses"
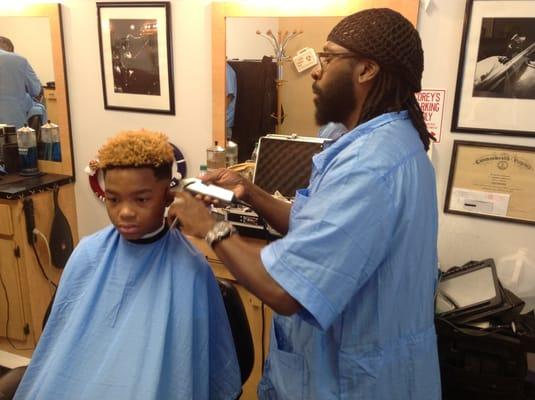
top-left (315, 51), bottom-right (359, 74)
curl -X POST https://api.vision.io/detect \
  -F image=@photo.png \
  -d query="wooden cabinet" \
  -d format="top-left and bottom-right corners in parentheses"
top-left (0, 3), bottom-right (78, 362)
top-left (0, 183), bottom-right (78, 357)
top-left (189, 237), bottom-right (272, 400)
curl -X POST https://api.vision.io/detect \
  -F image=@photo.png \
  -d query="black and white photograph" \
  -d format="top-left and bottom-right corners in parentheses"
top-left (97, 2), bottom-right (174, 114)
top-left (452, 0), bottom-right (535, 137)
top-left (473, 17), bottom-right (535, 99)
top-left (110, 18), bottom-right (161, 96)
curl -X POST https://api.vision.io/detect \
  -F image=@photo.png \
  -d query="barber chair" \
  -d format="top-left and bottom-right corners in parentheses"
top-left (0, 366), bottom-right (26, 399)
top-left (0, 296), bottom-right (51, 399)
top-left (26, 115), bottom-right (40, 133)
top-left (217, 278), bottom-right (255, 386)
top-left (0, 279), bottom-right (254, 399)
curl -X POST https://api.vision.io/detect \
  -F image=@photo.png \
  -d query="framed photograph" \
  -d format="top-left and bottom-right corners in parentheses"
top-left (97, 2), bottom-right (174, 114)
top-left (451, 0), bottom-right (535, 137)
top-left (444, 140), bottom-right (535, 225)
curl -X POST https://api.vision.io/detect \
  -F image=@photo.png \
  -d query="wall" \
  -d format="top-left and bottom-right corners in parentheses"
top-left (61, 0), bottom-right (535, 271)
top-left (61, 0), bottom-right (213, 237)
top-left (418, 1), bottom-right (535, 270)
top-left (226, 16), bottom-right (342, 137)
top-left (280, 16), bottom-right (342, 136)
top-left (226, 16), bottom-right (277, 59)
top-left (0, 16), bottom-right (54, 83)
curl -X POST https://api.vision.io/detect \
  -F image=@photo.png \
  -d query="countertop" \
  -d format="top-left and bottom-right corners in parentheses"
top-left (0, 173), bottom-right (73, 199)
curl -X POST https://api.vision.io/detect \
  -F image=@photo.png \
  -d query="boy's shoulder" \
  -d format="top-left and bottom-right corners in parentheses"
top-left (78, 225), bottom-right (118, 249)
top-left (68, 225), bottom-right (118, 265)
top-left (168, 230), bottom-right (213, 273)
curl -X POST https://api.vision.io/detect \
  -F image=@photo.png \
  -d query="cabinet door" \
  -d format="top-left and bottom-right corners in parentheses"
top-left (0, 204), bottom-right (30, 345)
top-left (15, 190), bottom-right (64, 343)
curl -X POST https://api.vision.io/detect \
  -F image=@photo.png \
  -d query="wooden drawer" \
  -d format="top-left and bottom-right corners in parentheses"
top-left (0, 204), bottom-right (13, 236)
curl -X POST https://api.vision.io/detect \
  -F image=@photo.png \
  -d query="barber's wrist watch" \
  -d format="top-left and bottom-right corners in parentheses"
top-left (204, 221), bottom-right (236, 248)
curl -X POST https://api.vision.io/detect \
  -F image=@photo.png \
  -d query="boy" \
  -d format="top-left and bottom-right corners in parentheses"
top-left (15, 130), bottom-right (241, 399)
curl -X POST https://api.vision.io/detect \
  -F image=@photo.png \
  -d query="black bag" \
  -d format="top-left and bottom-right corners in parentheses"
top-left (436, 317), bottom-right (533, 400)
top-left (436, 259), bottom-right (535, 400)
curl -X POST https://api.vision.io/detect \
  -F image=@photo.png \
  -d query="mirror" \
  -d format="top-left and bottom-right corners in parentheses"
top-left (212, 1), bottom-right (420, 159)
top-left (227, 16), bottom-right (343, 137)
top-left (0, 4), bottom-right (74, 176)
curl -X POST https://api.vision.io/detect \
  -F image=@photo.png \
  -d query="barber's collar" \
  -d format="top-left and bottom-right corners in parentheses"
top-left (313, 110), bottom-right (409, 170)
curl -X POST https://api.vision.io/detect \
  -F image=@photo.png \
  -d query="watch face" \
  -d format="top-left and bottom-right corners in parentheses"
top-left (206, 222), bottom-right (235, 247)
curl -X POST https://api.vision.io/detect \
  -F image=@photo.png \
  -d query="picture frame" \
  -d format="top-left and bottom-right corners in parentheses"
top-left (451, 0), bottom-right (535, 137)
top-left (444, 140), bottom-right (535, 225)
top-left (96, 2), bottom-right (174, 114)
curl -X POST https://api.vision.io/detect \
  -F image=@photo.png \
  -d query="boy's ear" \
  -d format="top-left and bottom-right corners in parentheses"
top-left (165, 187), bottom-right (174, 207)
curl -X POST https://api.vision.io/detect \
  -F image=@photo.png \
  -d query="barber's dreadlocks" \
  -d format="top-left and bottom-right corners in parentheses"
top-left (328, 8), bottom-right (434, 151)
top-left (359, 70), bottom-right (432, 151)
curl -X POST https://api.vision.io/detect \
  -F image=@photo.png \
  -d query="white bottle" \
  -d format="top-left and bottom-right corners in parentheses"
top-left (225, 137), bottom-right (238, 167)
top-left (206, 141), bottom-right (226, 171)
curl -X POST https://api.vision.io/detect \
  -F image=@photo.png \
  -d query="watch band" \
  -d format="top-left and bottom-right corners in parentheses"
top-left (205, 221), bottom-right (236, 248)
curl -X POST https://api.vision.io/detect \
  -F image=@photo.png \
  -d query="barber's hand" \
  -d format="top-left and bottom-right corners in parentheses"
top-left (167, 192), bottom-right (216, 238)
top-left (200, 168), bottom-right (251, 203)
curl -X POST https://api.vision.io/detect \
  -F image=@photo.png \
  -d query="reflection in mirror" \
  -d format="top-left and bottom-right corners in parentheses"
top-left (228, 17), bottom-right (341, 132)
top-left (0, 4), bottom-right (73, 176)
top-left (0, 17), bottom-right (54, 82)
top-left (226, 16), bottom-right (342, 161)
top-left (213, 1), bottom-right (419, 161)
top-left (0, 16), bottom-right (58, 162)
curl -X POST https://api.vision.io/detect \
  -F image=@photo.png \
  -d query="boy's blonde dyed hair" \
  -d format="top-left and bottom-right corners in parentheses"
top-left (98, 129), bottom-right (174, 169)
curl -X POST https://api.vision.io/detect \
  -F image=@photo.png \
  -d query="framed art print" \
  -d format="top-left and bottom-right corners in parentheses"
top-left (444, 140), bottom-right (535, 225)
top-left (451, 0), bottom-right (535, 137)
top-left (97, 2), bottom-right (175, 114)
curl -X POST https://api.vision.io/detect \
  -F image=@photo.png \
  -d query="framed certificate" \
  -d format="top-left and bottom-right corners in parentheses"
top-left (445, 140), bottom-right (535, 225)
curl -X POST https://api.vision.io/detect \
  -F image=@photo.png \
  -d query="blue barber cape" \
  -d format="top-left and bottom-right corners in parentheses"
top-left (15, 226), bottom-right (241, 400)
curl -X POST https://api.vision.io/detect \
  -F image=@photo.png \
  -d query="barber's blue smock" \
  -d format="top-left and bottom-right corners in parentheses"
top-left (15, 226), bottom-right (241, 400)
top-left (0, 49), bottom-right (44, 128)
top-left (259, 111), bottom-right (441, 400)
top-left (226, 63), bottom-right (237, 130)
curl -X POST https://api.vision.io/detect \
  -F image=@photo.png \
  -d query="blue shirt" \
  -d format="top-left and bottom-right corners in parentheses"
top-left (15, 226), bottom-right (241, 400)
top-left (0, 49), bottom-right (44, 128)
top-left (226, 63), bottom-right (237, 129)
top-left (259, 111), bottom-right (441, 399)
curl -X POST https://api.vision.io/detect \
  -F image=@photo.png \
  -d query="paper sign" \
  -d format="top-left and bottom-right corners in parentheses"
top-left (450, 188), bottom-right (510, 217)
top-left (415, 89), bottom-right (445, 143)
top-left (293, 48), bottom-right (317, 73)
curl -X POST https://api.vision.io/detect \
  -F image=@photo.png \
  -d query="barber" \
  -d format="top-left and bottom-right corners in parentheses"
top-left (0, 36), bottom-right (45, 129)
top-left (169, 8), bottom-right (441, 400)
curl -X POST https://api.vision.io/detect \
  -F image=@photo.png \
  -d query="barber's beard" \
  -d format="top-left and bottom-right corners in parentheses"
top-left (313, 70), bottom-right (357, 126)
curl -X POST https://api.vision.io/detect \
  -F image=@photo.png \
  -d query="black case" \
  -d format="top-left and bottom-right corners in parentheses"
top-left (436, 259), bottom-right (535, 399)
top-left (437, 317), bottom-right (535, 400)
top-left (225, 134), bottom-right (330, 239)
top-left (437, 259), bottom-right (503, 323)
top-left (253, 134), bottom-right (329, 198)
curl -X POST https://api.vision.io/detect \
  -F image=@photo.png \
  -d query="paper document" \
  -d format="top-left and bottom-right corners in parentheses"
top-left (450, 188), bottom-right (510, 216)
